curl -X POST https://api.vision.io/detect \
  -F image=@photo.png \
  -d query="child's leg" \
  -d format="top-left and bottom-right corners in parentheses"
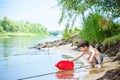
top-left (95, 54), bottom-right (103, 68)
top-left (87, 57), bottom-right (95, 68)
top-left (95, 54), bottom-right (104, 64)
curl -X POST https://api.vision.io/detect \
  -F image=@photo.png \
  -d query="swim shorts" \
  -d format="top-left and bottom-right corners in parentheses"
top-left (95, 54), bottom-right (104, 64)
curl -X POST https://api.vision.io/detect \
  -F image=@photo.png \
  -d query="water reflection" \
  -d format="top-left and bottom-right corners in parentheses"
top-left (0, 36), bottom-right (61, 57)
top-left (56, 70), bottom-right (74, 79)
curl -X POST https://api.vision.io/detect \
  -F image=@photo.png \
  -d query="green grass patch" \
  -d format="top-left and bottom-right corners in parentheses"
top-left (103, 34), bottom-right (120, 45)
top-left (0, 32), bottom-right (49, 38)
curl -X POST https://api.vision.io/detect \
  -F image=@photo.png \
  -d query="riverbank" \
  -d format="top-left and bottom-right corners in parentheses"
top-left (48, 44), bottom-right (119, 80)
top-left (0, 32), bottom-right (49, 38)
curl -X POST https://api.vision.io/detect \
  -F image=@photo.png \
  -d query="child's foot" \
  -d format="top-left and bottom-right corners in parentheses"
top-left (97, 64), bottom-right (103, 68)
top-left (91, 65), bottom-right (95, 68)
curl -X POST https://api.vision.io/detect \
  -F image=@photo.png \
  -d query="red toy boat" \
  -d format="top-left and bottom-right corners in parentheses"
top-left (55, 60), bottom-right (74, 70)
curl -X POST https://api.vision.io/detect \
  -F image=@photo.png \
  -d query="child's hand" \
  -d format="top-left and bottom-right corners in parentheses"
top-left (68, 59), bottom-right (73, 62)
top-left (89, 58), bottom-right (93, 63)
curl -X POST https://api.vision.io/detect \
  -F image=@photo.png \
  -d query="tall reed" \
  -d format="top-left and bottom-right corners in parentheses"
top-left (80, 13), bottom-right (104, 43)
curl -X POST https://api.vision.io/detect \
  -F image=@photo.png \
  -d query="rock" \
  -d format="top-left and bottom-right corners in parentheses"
top-left (54, 40), bottom-right (65, 46)
top-left (97, 69), bottom-right (120, 80)
top-left (29, 38), bottom-right (71, 50)
top-left (113, 52), bottom-right (120, 62)
top-left (116, 52), bottom-right (120, 56)
top-left (116, 64), bottom-right (120, 70)
top-left (71, 38), bottom-right (81, 46)
top-left (102, 40), bottom-right (120, 57)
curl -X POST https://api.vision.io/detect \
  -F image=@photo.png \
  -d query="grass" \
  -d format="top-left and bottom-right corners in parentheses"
top-left (103, 34), bottom-right (120, 45)
top-left (0, 32), bottom-right (49, 38)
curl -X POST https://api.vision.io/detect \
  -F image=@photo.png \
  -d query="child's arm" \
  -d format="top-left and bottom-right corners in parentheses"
top-left (89, 48), bottom-right (96, 62)
top-left (89, 52), bottom-right (95, 62)
top-left (70, 52), bottom-right (84, 61)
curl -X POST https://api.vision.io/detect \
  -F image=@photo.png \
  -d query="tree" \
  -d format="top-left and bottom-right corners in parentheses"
top-left (0, 17), bottom-right (49, 35)
top-left (0, 26), bottom-right (4, 32)
top-left (99, 0), bottom-right (120, 18)
top-left (57, 0), bottom-right (120, 28)
top-left (0, 17), bottom-right (11, 31)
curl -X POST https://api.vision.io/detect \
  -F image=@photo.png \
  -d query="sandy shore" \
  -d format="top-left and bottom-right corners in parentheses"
top-left (48, 44), bottom-right (118, 80)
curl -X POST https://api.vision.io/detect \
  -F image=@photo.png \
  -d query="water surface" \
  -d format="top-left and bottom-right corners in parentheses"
top-left (0, 36), bottom-right (88, 80)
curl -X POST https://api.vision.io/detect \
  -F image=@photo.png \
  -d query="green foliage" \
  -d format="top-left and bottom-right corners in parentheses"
top-left (79, 13), bottom-right (120, 44)
top-left (62, 23), bottom-right (80, 40)
top-left (57, 0), bottom-right (120, 28)
top-left (0, 17), bottom-right (49, 35)
top-left (57, 0), bottom-right (89, 28)
top-left (0, 26), bottom-right (4, 32)
top-left (104, 23), bottom-right (120, 38)
top-left (103, 34), bottom-right (120, 45)
top-left (62, 24), bottom-right (70, 40)
top-left (98, 0), bottom-right (120, 18)
top-left (79, 13), bottom-right (104, 43)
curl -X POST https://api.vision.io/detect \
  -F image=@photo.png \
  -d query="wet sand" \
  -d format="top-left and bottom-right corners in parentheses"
top-left (84, 57), bottom-right (118, 80)
top-left (49, 44), bottom-right (118, 80)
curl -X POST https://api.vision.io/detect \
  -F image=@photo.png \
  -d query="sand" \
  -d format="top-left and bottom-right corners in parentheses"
top-left (48, 44), bottom-right (118, 80)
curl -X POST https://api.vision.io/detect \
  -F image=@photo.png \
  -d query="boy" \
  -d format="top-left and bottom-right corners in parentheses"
top-left (70, 40), bottom-right (104, 68)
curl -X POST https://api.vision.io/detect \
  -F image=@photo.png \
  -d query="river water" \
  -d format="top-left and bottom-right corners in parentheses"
top-left (0, 36), bottom-right (88, 80)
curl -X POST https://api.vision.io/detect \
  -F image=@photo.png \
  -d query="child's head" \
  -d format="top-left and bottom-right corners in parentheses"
top-left (77, 40), bottom-right (89, 52)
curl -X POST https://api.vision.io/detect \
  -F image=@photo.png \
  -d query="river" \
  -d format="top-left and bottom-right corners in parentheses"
top-left (0, 36), bottom-right (88, 80)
